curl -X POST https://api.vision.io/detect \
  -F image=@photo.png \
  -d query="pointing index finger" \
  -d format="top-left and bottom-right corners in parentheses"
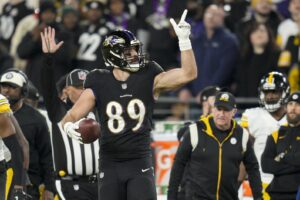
top-left (180, 9), bottom-right (188, 23)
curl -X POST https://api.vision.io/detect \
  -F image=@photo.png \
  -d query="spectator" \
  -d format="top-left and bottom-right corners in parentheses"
top-left (185, 0), bottom-right (206, 39)
top-left (277, 0), bottom-right (300, 49)
top-left (17, 1), bottom-right (75, 93)
top-left (105, 0), bottom-right (139, 34)
top-left (180, 5), bottom-right (239, 98)
top-left (0, 0), bottom-right (33, 51)
top-left (0, 44), bottom-right (13, 74)
top-left (236, 0), bottom-right (282, 47)
top-left (168, 92), bottom-right (262, 200)
top-left (234, 22), bottom-right (280, 97)
top-left (285, 11), bottom-right (300, 66)
top-left (74, 1), bottom-right (112, 70)
top-left (261, 91), bottom-right (300, 200)
top-left (139, 0), bottom-right (187, 70)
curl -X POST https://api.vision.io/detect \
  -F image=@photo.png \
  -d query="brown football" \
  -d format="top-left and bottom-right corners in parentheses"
top-left (77, 118), bottom-right (100, 143)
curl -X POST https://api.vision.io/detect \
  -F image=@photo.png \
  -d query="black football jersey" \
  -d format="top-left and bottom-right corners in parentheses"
top-left (0, 1), bottom-right (33, 50)
top-left (84, 61), bottom-right (163, 160)
top-left (75, 22), bottom-right (112, 71)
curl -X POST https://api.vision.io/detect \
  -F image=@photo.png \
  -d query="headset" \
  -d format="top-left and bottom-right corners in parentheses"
top-left (0, 69), bottom-right (29, 97)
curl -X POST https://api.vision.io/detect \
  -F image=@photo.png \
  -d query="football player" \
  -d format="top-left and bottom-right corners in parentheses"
top-left (59, 9), bottom-right (197, 200)
top-left (240, 71), bottom-right (290, 200)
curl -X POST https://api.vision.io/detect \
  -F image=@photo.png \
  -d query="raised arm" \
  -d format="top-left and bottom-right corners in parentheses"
top-left (154, 10), bottom-right (197, 95)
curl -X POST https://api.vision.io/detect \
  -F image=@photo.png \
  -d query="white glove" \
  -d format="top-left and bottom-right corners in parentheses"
top-left (170, 9), bottom-right (192, 51)
top-left (63, 119), bottom-right (84, 143)
top-left (274, 152), bottom-right (286, 162)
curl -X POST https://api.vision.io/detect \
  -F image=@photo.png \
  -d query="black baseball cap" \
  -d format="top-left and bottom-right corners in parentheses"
top-left (199, 86), bottom-right (221, 104)
top-left (66, 69), bottom-right (89, 87)
top-left (214, 92), bottom-right (236, 110)
top-left (287, 91), bottom-right (300, 104)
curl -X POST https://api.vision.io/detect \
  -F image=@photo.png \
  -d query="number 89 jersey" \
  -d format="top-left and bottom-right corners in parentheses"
top-left (84, 61), bottom-right (163, 161)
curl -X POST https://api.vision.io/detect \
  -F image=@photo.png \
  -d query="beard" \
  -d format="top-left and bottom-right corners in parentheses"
top-left (8, 97), bottom-right (21, 106)
top-left (287, 113), bottom-right (300, 125)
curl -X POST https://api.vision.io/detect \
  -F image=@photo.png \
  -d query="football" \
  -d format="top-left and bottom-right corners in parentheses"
top-left (77, 118), bottom-right (100, 143)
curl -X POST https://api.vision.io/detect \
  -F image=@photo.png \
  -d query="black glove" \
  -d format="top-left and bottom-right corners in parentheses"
top-left (13, 188), bottom-right (32, 200)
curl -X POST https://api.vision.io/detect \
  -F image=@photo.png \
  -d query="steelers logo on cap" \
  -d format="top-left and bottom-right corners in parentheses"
top-left (5, 72), bottom-right (13, 79)
top-left (292, 94), bottom-right (299, 100)
top-left (220, 93), bottom-right (229, 102)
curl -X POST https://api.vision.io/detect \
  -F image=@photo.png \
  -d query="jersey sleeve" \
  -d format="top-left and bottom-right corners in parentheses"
top-left (0, 95), bottom-right (11, 114)
top-left (84, 70), bottom-right (103, 91)
top-left (240, 110), bottom-right (249, 128)
top-left (148, 61), bottom-right (164, 77)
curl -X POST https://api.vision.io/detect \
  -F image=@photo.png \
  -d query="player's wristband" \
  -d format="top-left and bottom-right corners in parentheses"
top-left (179, 39), bottom-right (192, 51)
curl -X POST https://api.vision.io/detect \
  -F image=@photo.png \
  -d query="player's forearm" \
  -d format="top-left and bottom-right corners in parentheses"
top-left (180, 50), bottom-right (197, 83)
top-left (10, 115), bottom-right (30, 170)
top-left (61, 111), bottom-right (77, 127)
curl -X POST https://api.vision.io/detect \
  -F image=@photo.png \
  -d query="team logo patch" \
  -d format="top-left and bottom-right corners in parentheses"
top-left (121, 83), bottom-right (127, 90)
top-left (73, 184), bottom-right (79, 191)
top-left (104, 35), bottom-right (125, 47)
top-left (5, 72), bottom-right (13, 79)
top-left (77, 71), bottom-right (87, 80)
top-left (230, 137), bottom-right (237, 145)
top-left (292, 94), bottom-right (299, 100)
top-left (99, 172), bottom-right (104, 179)
top-left (219, 93), bottom-right (229, 102)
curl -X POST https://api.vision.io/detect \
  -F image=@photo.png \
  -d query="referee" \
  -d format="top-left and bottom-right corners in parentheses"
top-left (40, 27), bottom-right (99, 199)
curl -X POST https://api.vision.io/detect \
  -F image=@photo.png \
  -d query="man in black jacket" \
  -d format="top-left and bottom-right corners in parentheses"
top-left (261, 91), bottom-right (300, 200)
top-left (168, 92), bottom-right (262, 200)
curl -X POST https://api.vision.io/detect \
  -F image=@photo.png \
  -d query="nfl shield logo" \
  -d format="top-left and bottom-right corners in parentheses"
top-left (78, 71), bottom-right (87, 80)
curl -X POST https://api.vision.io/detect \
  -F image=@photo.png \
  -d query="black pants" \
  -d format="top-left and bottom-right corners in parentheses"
top-left (98, 157), bottom-right (157, 200)
top-left (26, 185), bottom-right (39, 200)
top-left (0, 160), bottom-right (6, 200)
top-left (55, 179), bottom-right (98, 200)
top-left (269, 192), bottom-right (297, 200)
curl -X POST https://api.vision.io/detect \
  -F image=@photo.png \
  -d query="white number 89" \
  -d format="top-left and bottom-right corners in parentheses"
top-left (106, 99), bottom-right (146, 134)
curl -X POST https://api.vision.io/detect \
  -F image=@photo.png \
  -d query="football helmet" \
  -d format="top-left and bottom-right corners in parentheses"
top-left (101, 30), bottom-right (145, 72)
top-left (258, 71), bottom-right (290, 112)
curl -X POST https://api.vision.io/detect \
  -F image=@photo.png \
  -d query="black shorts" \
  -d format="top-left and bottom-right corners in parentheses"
top-left (98, 157), bottom-right (157, 200)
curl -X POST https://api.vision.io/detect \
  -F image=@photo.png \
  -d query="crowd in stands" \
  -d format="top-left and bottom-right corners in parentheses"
top-left (0, 0), bottom-right (300, 114)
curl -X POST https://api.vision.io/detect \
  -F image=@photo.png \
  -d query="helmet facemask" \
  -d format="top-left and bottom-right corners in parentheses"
top-left (259, 89), bottom-right (287, 112)
top-left (258, 71), bottom-right (290, 113)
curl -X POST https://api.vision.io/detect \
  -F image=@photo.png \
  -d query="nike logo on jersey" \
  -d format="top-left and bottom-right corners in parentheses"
top-left (120, 94), bottom-right (133, 98)
top-left (142, 168), bottom-right (151, 173)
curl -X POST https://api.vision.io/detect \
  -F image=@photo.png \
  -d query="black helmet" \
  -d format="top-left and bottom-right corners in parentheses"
top-left (258, 71), bottom-right (290, 112)
top-left (101, 30), bottom-right (145, 72)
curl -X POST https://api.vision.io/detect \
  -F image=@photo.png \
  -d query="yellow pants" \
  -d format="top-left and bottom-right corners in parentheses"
top-left (263, 183), bottom-right (271, 200)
